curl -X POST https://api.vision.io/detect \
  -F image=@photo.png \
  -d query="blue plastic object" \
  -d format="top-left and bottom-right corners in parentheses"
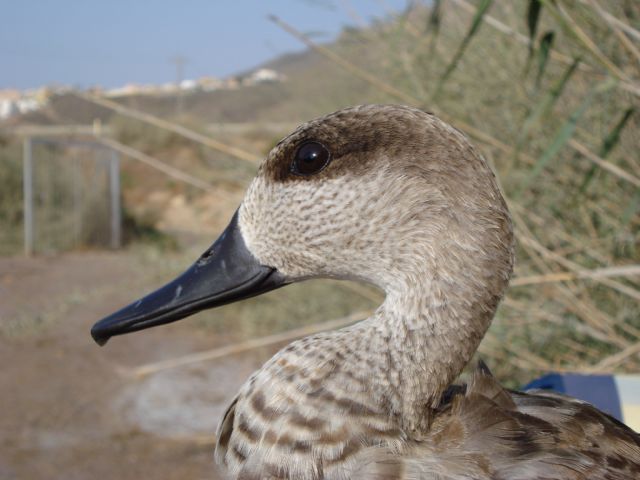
top-left (524, 373), bottom-right (640, 431)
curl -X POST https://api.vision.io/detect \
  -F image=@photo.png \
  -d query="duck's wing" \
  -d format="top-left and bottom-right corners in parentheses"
top-left (357, 363), bottom-right (640, 480)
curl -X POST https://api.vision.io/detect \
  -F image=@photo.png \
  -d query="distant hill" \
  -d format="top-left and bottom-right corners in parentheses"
top-left (4, 28), bottom-right (386, 129)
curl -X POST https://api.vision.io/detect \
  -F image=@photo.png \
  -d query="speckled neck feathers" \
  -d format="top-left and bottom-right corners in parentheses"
top-left (240, 105), bottom-right (514, 416)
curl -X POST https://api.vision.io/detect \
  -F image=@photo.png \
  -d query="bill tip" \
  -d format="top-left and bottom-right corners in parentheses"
top-left (91, 327), bottom-right (110, 346)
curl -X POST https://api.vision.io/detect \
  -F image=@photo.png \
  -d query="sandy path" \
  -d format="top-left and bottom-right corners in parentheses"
top-left (0, 250), bottom-right (270, 480)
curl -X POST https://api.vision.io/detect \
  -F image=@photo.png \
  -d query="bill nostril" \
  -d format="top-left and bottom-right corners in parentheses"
top-left (198, 247), bottom-right (217, 265)
top-left (198, 231), bottom-right (227, 265)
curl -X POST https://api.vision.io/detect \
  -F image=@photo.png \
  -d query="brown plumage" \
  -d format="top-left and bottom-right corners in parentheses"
top-left (355, 364), bottom-right (640, 479)
top-left (92, 105), bottom-right (640, 479)
top-left (216, 362), bottom-right (640, 480)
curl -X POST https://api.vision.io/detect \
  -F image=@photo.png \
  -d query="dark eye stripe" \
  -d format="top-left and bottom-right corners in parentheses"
top-left (291, 141), bottom-right (331, 176)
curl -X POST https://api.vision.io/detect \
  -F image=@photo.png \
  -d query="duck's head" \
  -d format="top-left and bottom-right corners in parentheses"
top-left (91, 105), bottom-right (514, 345)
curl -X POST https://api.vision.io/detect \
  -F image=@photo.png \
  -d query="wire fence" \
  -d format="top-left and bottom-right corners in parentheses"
top-left (22, 137), bottom-right (121, 254)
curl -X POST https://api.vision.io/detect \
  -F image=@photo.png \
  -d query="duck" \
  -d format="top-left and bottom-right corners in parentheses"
top-left (91, 104), bottom-right (640, 479)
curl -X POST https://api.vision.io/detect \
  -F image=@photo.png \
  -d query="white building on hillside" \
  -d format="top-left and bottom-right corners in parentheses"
top-left (244, 68), bottom-right (285, 86)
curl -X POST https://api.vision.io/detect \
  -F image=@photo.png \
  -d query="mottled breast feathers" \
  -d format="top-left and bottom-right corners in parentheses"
top-left (215, 329), bottom-right (409, 479)
top-left (215, 361), bottom-right (640, 480)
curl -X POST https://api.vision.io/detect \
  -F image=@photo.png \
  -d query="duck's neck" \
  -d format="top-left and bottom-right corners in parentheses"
top-left (352, 272), bottom-right (503, 435)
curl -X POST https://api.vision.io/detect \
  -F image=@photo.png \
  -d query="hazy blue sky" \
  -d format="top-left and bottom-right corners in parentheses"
top-left (1, 1), bottom-right (408, 90)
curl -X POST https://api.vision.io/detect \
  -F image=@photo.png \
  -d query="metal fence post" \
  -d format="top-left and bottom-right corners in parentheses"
top-left (23, 137), bottom-right (34, 256)
top-left (72, 153), bottom-right (82, 247)
top-left (109, 151), bottom-right (122, 249)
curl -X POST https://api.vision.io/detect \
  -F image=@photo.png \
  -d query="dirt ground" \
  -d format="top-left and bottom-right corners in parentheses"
top-left (0, 249), bottom-right (279, 480)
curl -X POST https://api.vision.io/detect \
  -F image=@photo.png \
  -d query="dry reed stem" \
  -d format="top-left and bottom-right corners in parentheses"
top-left (452, 0), bottom-right (640, 97)
top-left (510, 265), bottom-right (640, 287)
top-left (586, 0), bottom-right (640, 67)
top-left (561, 337), bottom-right (603, 359)
top-left (519, 235), bottom-right (640, 302)
top-left (577, 0), bottom-right (640, 41)
top-left (502, 297), bottom-right (564, 326)
top-left (75, 92), bottom-right (261, 164)
top-left (504, 297), bottom-right (624, 356)
top-left (594, 341), bottom-right (640, 371)
top-left (268, 15), bottom-right (416, 104)
top-left (511, 205), bottom-right (630, 295)
top-left (480, 333), bottom-right (553, 370)
top-left (128, 309), bottom-right (372, 378)
top-left (512, 204), bottom-right (611, 265)
top-left (96, 137), bottom-right (241, 193)
top-left (510, 209), bottom-right (629, 347)
top-left (517, 233), bottom-right (636, 343)
top-left (568, 139), bottom-right (640, 188)
top-left (546, 1), bottom-right (633, 83)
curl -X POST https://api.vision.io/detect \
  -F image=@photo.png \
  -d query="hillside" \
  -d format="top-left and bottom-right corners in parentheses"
top-left (5, 38), bottom-right (381, 128)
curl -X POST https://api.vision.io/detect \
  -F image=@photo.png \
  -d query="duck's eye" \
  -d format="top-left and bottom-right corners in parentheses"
top-left (292, 141), bottom-right (331, 176)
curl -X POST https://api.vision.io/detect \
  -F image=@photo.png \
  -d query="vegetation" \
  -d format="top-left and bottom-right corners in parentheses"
top-left (0, 137), bottom-right (24, 255)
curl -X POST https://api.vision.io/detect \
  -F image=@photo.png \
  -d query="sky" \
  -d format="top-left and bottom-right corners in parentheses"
top-left (1, 0), bottom-right (409, 90)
